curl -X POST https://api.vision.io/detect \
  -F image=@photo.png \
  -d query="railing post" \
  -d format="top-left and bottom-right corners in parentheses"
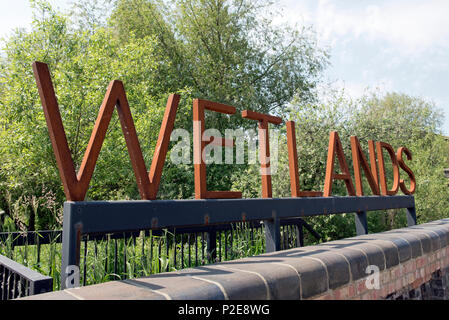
top-left (355, 211), bottom-right (368, 235)
top-left (264, 217), bottom-right (280, 253)
top-left (2, 268), bottom-right (9, 300)
top-left (206, 227), bottom-right (217, 263)
top-left (295, 221), bottom-right (304, 247)
top-left (29, 277), bottom-right (53, 296)
top-left (0, 265), bottom-right (4, 300)
top-left (406, 207), bottom-right (417, 226)
top-left (61, 202), bottom-right (81, 290)
top-left (7, 270), bottom-right (12, 300)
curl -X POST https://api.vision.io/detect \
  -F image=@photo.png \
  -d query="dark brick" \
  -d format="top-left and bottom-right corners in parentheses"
top-left (281, 257), bottom-right (328, 299)
top-left (383, 231), bottom-right (423, 258)
top-left (350, 237), bottom-right (399, 268)
top-left (417, 222), bottom-right (449, 247)
top-left (217, 259), bottom-right (301, 300)
top-left (395, 229), bottom-right (432, 254)
top-left (68, 281), bottom-right (168, 300)
top-left (334, 248), bottom-right (369, 281)
top-left (365, 234), bottom-right (412, 263)
top-left (318, 239), bottom-right (386, 271)
top-left (310, 252), bottom-right (350, 290)
top-left (354, 244), bottom-right (386, 271)
top-left (126, 273), bottom-right (227, 300)
top-left (427, 227), bottom-right (449, 247)
top-left (179, 265), bottom-right (268, 300)
top-left (420, 283), bottom-right (431, 299)
top-left (21, 218), bottom-right (449, 301)
top-left (408, 226), bottom-right (442, 251)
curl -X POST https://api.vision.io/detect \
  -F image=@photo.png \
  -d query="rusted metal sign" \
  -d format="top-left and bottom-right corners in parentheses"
top-left (33, 61), bottom-right (416, 202)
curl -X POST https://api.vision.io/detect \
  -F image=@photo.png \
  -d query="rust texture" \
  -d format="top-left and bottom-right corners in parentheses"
top-left (323, 131), bottom-right (356, 197)
top-left (350, 136), bottom-right (380, 196)
top-left (33, 62), bottom-right (415, 203)
top-left (32, 61), bottom-right (179, 201)
top-left (193, 99), bottom-right (242, 199)
top-left (396, 147), bottom-right (416, 195)
top-left (204, 136), bottom-right (235, 147)
top-left (368, 140), bottom-right (379, 187)
top-left (75, 223), bottom-right (82, 266)
top-left (376, 141), bottom-right (400, 195)
top-left (241, 110), bottom-right (283, 198)
top-left (286, 121), bottom-right (322, 197)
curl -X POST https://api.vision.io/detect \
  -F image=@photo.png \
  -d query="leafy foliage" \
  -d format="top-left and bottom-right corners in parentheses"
top-left (109, 0), bottom-right (329, 128)
top-left (0, 0), bottom-right (447, 241)
top-left (0, 0), bottom-right (328, 231)
top-left (232, 89), bottom-right (449, 243)
top-left (0, 1), bottom-right (193, 230)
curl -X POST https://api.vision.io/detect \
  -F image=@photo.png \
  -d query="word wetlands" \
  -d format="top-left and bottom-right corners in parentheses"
top-left (33, 61), bottom-right (416, 202)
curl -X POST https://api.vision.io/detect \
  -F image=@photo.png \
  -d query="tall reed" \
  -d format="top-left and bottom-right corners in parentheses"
top-left (0, 222), bottom-right (278, 291)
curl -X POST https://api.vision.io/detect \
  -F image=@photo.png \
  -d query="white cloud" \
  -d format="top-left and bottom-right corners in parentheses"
top-left (276, 0), bottom-right (449, 134)
top-left (0, 0), bottom-right (72, 40)
top-left (314, 0), bottom-right (449, 55)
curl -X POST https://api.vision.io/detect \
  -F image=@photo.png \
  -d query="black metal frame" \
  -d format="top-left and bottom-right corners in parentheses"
top-left (0, 220), bottom-right (319, 289)
top-left (0, 254), bottom-right (53, 300)
top-left (60, 195), bottom-right (416, 289)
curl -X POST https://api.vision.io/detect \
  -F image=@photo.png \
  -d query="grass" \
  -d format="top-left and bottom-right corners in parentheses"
top-left (0, 222), bottom-right (295, 291)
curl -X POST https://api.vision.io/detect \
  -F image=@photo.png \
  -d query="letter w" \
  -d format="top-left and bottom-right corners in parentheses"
top-left (32, 62), bottom-right (179, 201)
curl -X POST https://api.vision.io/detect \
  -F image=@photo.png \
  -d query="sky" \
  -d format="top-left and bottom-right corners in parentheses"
top-left (1, 0), bottom-right (448, 134)
top-left (276, 0), bottom-right (449, 134)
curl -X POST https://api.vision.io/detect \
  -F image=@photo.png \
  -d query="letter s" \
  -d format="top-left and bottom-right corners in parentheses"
top-left (396, 147), bottom-right (416, 195)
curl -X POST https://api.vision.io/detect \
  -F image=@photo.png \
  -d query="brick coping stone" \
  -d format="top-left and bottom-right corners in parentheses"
top-left (20, 218), bottom-right (449, 300)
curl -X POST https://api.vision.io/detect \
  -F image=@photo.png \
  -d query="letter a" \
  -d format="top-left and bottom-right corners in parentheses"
top-left (323, 131), bottom-right (356, 197)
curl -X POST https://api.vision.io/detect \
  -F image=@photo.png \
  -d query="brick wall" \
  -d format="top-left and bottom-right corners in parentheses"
top-left (22, 218), bottom-right (449, 300)
top-left (313, 241), bottom-right (449, 300)
top-left (310, 219), bottom-right (449, 300)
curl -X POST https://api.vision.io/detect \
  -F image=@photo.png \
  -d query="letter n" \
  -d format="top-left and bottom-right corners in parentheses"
top-left (350, 136), bottom-right (380, 196)
top-left (32, 61), bottom-right (179, 201)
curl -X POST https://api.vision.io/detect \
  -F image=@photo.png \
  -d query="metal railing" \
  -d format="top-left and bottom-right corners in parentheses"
top-left (60, 195), bottom-right (416, 289)
top-left (75, 220), bottom-right (308, 286)
top-left (0, 218), bottom-right (320, 290)
top-left (0, 230), bottom-right (62, 247)
top-left (0, 254), bottom-right (52, 300)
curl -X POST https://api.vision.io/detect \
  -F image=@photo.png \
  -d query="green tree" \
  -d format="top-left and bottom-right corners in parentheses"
top-left (109, 0), bottom-right (329, 195)
top-left (109, 0), bottom-right (329, 128)
top-left (231, 89), bottom-right (449, 243)
top-left (352, 92), bottom-right (449, 229)
top-left (0, 1), bottom-right (192, 230)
